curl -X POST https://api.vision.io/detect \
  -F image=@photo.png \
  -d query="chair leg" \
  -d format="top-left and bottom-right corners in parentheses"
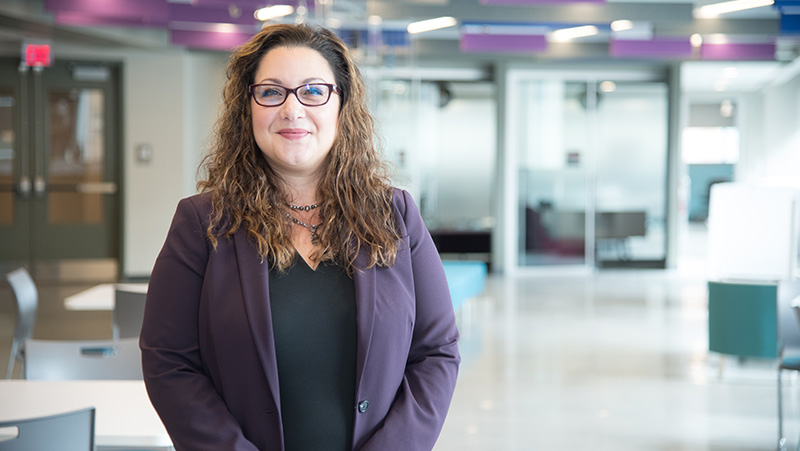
top-left (5, 340), bottom-right (18, 379)
top-left (780, 367), bottom-right (785, 450)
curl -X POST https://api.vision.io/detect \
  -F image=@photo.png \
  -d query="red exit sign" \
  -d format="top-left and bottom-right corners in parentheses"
top-left (24, 43), bottom-right (52, 68)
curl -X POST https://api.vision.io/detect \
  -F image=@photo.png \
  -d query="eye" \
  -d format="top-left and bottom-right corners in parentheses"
top-left (257, 86), bottom-right (284, 99)
top-left (300, 84), bottom-right (326, 97)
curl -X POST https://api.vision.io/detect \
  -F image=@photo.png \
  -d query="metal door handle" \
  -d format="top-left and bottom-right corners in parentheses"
top-left (17, 176), bottom-right (31, 196)
top-left (33, 176), bottom-right (46, 196)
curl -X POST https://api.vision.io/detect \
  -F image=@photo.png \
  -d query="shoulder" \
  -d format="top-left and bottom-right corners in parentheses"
top-left (390, 187), bottom-right (413, 216)
top-left (177, 192), bottom-right (213, 216)
top-left (171, 192), bottom-right (214, 229)
top-left (390, 187), bottom-right (425, 238)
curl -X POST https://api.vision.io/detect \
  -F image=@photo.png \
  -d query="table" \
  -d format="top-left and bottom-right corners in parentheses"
top-left (64, 283), bottom-right (148, 311)
top-left (0, 380), bottom-right (172, 450)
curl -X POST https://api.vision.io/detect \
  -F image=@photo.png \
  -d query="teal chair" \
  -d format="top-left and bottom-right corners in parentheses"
top-left (707, 281), bottom-right (786, 449)
top-left (708, 281), bottom-right (779, 359)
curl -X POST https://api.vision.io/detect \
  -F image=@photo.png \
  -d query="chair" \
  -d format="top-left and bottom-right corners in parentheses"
top-left (708, 281), bottom-right (792, 449)
top-left (0, 407), bottom-right (95, 451)
top-left (24, 337), bottom-right (143, 380)
top-left (4, 268), bottom-right (38, 379)
top-left (708, 281), bottom-right (780, 360)
top-left (779, 297), bottom-right (800, 451)
top-left (112, 287), bottom-right (147, 340)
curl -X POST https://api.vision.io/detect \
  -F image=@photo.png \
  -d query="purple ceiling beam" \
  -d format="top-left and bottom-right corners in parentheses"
top-left (168, 3), bottom-right (259, 25)
top-left (189, 0), bottom-right (266, 6)
top-left (44, 0), bottom-right (169, 20)
top-left (170, 27), bottom-right (258, 51)
top-left (55, 11), bottom-right (169, 27)
top-left (701, 42), bottom-right (776, 60)
top-left (460, 33), bottom-right (548, 52)
top-left (481, 0), bottom-right (606, 4)
top-left (609, 38), bottom-right (693, 58)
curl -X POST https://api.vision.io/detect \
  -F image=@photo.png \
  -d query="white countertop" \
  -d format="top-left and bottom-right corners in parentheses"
top-left (64, 283), bottom-right (148, 311)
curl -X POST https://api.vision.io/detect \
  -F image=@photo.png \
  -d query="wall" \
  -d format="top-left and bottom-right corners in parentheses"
top-left (122, 51), bottom-right (227, 277)
top-left (760, 73), bottom-right (800, 187)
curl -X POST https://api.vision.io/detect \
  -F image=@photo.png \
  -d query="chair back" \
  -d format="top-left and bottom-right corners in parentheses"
top-left (708, 281), bottom-right (780, 359)
top-left (5, 268), bottom-right (38, 379)
top-left (24, 338), bottom-right (143, 380)
top-left (0, 407), bottom-right (95, 451)
top-left (113, 287), bottom-right (147, 340)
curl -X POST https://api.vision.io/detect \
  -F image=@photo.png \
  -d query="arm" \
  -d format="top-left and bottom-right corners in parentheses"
top-left (360, 189), bottom-right (461, 451)
top-left (140, 196), bottom-right (259, 451)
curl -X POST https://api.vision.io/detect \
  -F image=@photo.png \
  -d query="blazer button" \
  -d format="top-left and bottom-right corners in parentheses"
top-left (358, 400), bottom-right (370, 413)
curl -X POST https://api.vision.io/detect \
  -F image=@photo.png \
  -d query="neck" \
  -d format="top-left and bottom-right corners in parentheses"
top-left (276, 172), bottom-right (322, 206)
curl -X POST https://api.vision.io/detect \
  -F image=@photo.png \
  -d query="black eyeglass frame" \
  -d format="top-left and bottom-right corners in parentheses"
top-left (248, 83), bottom-right (340, 107)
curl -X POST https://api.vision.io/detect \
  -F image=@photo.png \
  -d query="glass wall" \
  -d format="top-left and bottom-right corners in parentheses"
top-left (510, 71), bottom-right (669, 269)
top-left (371, 77), bottom-right (496, 263)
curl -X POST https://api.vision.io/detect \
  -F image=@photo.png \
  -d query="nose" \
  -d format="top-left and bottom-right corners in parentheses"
top-left (279, 92), bottom-right (305, 121)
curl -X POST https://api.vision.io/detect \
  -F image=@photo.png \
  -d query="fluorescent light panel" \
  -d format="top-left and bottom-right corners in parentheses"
top-left (695, 0), bottom-right (774, 17)
top-left (407, 16), bottom-right (457, 34)
top-left (610, 20), bottom-right (634, 32)
top-left (550, 25), bottom-right (599, 42)
top-left (254, 5), bottom-right (295, 21)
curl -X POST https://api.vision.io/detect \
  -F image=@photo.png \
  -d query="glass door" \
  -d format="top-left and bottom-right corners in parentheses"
top-left (509, 72), bottom-right (669, 270)
top-left (594, 81), bottom-right (668, 267)
top-left (516, 79), bottom-right (591, 267)
top-left (0, 58), bottom-right (120, 280)
top-left (372, 77), bottom-right (496, 265)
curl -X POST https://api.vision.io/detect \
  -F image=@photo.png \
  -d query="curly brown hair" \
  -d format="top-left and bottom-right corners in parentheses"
top-left (198, 23), bottom-right (399, 273)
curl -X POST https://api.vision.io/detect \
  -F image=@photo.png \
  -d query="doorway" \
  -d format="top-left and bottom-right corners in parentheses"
top-left (0, 58), bottom-right (121, 281)
top-left (506, 70), bottom-right (670, 271)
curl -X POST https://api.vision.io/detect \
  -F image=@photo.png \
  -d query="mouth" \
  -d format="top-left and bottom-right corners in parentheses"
top-left (277, 129), bottom-right (310, 140)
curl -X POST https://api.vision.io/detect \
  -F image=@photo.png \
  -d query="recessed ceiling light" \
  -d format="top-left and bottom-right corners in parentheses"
top-left (599, 81), bottom-right (617, 92)
top-left (550, 25), bottom-right (599, 42)
top-left (407, 17), bottom-right (458, 34)
top-left (694, 0), bottom-right (774, 18)
top-left (254, 5), bottom-right (294, 21)
top-left (610, 20), bottom-right (634, 32)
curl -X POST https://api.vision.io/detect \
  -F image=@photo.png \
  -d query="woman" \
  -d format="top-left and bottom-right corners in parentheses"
top-left (140, 23), bottom-right (460, 451)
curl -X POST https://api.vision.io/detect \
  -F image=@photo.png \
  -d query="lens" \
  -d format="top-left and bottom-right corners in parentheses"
top-left (253, 85), bottom-right (286, 106)
top-left (297, 84), bottom-right (330, 106)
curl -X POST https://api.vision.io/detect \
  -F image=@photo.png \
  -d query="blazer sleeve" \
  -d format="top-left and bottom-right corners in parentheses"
top-left (359, 189), bottom-right (461, 450)
top-left (139, 196), bottom-right (259, 451)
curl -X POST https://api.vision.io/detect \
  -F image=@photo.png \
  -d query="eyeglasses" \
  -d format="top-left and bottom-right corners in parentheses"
top-left (249, 83), bottom-right (339, 107)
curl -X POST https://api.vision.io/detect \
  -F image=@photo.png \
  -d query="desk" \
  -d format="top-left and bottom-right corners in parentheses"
top-left (0, 380), bottom-right (172, 450)
top-left (64, 283), bottom-right (148, 311)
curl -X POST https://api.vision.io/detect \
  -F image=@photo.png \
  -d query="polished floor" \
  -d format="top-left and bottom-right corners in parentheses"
top-left (437, 270), bottom-right (790, 451)
top-left (1, 229), bottom-right (797, 450)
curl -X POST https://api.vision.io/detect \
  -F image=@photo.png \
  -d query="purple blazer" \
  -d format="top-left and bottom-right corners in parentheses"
top-left (140, 188), bottom-right (460, 450)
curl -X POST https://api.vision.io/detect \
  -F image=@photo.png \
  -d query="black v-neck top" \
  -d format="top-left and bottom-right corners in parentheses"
top-left (268, 256), bottom-right (357, 451)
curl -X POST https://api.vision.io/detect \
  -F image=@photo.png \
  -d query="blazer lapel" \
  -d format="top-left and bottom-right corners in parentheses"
top-left (232, 231), bottom-right (282, 409)
top-left (352, 248), bottom-right (377, 392)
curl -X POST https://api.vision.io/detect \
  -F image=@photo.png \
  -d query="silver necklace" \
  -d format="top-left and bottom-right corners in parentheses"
top-left (288, 203), bottom-right (318, 212)
top-left (285, 212), bottom-right (321, 244)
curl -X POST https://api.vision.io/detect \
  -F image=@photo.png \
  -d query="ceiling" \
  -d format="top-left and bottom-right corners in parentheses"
top-left (0, 0), bottom-right (797, 92)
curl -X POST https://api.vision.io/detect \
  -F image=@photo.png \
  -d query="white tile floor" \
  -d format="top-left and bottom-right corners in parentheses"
top-left (435, 269), bottom-right (795, 451)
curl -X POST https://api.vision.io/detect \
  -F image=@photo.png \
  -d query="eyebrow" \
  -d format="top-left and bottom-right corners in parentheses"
top-left (256, 77), bottom-right (329, 85)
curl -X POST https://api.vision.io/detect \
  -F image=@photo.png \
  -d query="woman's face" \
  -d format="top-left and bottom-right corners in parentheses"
top-left (251, 45), bottom-right (340, 179)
